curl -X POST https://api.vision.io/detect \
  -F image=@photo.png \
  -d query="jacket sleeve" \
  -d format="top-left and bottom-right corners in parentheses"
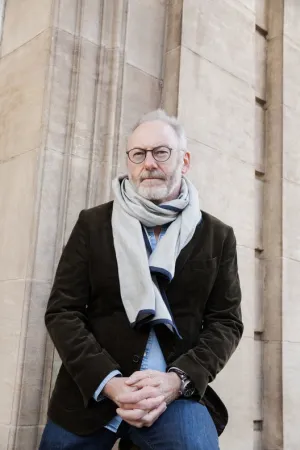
top-left (168, 226), bottom-right (243, 398)
top-left (45, 210), bottom-right (121, 407)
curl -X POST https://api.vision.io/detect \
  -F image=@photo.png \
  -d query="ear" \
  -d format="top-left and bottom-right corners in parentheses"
top-left (181, 151), bottom-right (190, 175)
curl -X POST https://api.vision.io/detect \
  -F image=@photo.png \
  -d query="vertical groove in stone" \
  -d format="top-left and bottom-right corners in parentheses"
top-left (262, 0), bottom-right (284, 448)
top-left (161, 0), bottom-right (183, 116)
top-left (86, 0), bottom-right (129, 206)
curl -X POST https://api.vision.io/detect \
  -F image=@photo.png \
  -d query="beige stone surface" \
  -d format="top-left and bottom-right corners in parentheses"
top-left (55, 0), bottom-right (77, 36)
top-left (179, 47), bottom-right (255, 165)
top-left (213, 337), bottom-right (254, 450)
top-left (119, 63), bottom-right (161, 138)
top-left (0, 425), bottom-right (9, 450)
top-left (284, 0), bottom-right (300, 45)
top-left (16, 281), bottom-right (51, 426)
top-left (254, 256), bottom-right (264, 332)
top-left (255, 0), bottom-right (267, 30)
top-left (283, 105), bottom-right (300, 184)
top-left (12, 425), bottom-right (38, 450)
top-left (46, 29), bottom-right (74, 154)
top-left (253, 431), bottom-right (262, 450)
top-left (239, 0), bottom-right (255, 11)
top-left (255, 102), bottom-right (265, 172)
top-left (283, 37), bottom-right (300, 113)
top-left (262, 187), bottom-right (282, 258)
top-left (283, 180), bottom-right (300, 261)
top-left (263, 258), bottom-right (283, 342)
top-left (162, 46), bottom-right (180, 116)
top-left (262, 340), bottom-right (283, 449)
top-left (68, 37), bottom-right (98, 160)
top-left (187, 139), bottom-right (255, 249)
top-left (64, 156), bottom-right (90, 239)
top-left (81, 0), bottom-right (103, 45)
top-left (267, 0), bottom-right (284, 40)
top-left (100, 1), bottom-right (128, 49)
top-left (165, 0), bottom-right (183, 53)
top-left (182, 0), bottom-right (254, 86)
top-left (55, 0), bottom-right (128, 49)
top-left (282, 258), bottom-right (300, 343)
top-left (32, 149), bottom-right (63, 281)
top-left (0, 280), bottom-right (25, 425)
top-left (0, 149), bottom-right (38, 281)
top-left (237, 246), bottom-right (255, 338)
top-left (282, 341), bottom-right (300, 450)
top-left (266, 37), bottom-right (284, 110)
top-left (126, 0), bottom-right (166, 78)
top-left (255, 177), bottom-right (264, 250)
top-left (1, 0), bottom-right (52, 57)
top-left (255, 31), bottom-right (267, 100)
top-left (254, 339), bottom-right (263, 420)
top-left (0, 30), bottom-right (51, 162)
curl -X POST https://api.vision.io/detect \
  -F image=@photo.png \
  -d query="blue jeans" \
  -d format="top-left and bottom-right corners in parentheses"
top-left (39, 400), bottom-right (220, 450)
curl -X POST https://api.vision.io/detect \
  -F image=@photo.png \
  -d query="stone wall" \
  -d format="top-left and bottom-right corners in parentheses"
top-left (0, 1), bottom-right (299, 449)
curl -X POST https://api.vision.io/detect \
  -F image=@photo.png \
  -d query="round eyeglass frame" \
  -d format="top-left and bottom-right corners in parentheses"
top-left (126, 146), bottom-right (172, 164)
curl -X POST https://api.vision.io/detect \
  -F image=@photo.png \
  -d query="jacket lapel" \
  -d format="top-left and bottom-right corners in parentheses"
top-left (173, 219), bottom-right (204, 277)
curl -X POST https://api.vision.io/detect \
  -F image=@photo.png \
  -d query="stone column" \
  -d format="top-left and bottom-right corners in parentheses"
top-left (262, 1), bottom-right (284, 449)
top-left (281, 1), bottom-right (300, 449)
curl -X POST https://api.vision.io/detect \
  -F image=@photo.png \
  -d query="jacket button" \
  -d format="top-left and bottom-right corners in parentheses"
top-left (132, 354), bottom-right (140, 363)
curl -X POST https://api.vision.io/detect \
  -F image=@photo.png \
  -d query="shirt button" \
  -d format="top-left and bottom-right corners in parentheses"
top-left (132, 354), bottom-right (140, 363)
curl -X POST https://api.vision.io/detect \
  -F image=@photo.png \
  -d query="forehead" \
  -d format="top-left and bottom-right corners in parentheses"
top-left (127, 120), bottom-right (179, 150)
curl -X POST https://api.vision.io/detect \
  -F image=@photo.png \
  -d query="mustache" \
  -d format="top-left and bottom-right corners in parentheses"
top-left (140, 171), bottom-right (166, 181)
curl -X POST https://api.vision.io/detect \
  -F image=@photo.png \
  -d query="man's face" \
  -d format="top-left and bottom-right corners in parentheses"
top-left (126, 120), bottom-right (190, 203)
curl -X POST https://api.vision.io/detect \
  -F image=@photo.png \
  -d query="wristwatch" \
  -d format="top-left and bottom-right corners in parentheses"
top-left (168, 367), bottom-right (196, 398)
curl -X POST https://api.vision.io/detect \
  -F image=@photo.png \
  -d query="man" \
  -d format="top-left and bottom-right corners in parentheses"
top-left (40, 109), bottom-right (243, 450)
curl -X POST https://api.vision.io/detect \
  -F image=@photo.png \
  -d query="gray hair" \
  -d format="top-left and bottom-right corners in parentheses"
top-left (131, 109), bottom-right (187, 152)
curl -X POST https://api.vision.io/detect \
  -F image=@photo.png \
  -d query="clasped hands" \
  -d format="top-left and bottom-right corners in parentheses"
top-left (103, 369), bottom-right (181, 428)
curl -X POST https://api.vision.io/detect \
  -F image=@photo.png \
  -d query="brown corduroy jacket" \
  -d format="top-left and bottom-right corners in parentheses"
top-left (45, 201), bottom-right (243, 436)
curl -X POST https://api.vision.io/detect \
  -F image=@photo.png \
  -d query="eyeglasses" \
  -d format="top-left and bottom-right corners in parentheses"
top-left (126, 146), bottom-right (172, 164)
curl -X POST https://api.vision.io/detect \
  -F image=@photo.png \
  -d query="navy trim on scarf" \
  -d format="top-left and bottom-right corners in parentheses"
top-left (131, 309), bottom-right (156, 328)
top-left (159, 204), bottom-right (182, 212)
top-left (150, 318), bottom-right (182, 339)
top-left (150, 266), bottom-right (172, 282)
top-left (142, 225), bottom-right (152, 254)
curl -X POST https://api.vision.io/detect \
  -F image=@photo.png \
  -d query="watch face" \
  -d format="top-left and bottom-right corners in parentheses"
top-left (184, 386), bottom-right (195, 397)
top-left (183, 380), bottom-right (195, 397)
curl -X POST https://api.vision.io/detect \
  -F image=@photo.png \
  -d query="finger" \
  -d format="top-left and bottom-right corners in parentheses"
top-left (132, 377), bottom-right (161, 389)
top-left (116, 408), bottom-right (146, 421)
top-left (142, 402), bottom-right (167, 427)
top-left (120, 395), bottom-right (165, 411)
top-left (117, 386), bottom-right (160, 404)
top-left (125, 370), bottom-right (154, 385)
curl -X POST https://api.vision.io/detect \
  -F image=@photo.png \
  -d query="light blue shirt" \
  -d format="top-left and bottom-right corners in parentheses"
top-left (93, 225), bottom-right (168, 433)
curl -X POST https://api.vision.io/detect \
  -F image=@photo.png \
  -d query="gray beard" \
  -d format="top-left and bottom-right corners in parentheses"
top-left (137, 184), bottom-right (169, 201)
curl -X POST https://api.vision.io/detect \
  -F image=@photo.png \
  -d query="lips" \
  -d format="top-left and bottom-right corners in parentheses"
top-left (141, 177), bottom-right (164, 181)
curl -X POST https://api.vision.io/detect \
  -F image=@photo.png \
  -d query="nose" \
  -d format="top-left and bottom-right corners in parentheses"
top-left (143, 151), bottom-right (158, 169)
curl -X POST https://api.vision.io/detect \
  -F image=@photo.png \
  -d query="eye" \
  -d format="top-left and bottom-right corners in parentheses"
top-left (132, 150), bottom-right (145, 157)
top-left (154, 146), bottom-right (171, 160)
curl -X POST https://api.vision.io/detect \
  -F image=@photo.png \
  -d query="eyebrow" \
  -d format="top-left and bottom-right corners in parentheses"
top-left (129, 144), bottom-right (171, 149)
